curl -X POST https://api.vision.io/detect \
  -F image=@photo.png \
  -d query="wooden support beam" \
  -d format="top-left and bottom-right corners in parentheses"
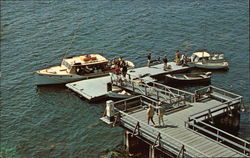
top-left (113, 113), bottom-right (121, 127)
top-left (153, 133), bottom-right (161, 148)
top-left (227, 103), bottom-right (233, 117)
top-left (177, 145), bottom-right (185, 158)
top-left (208, 109), bottom-right (214, 124)
top-left (132, 122), bottom-right (140, 137)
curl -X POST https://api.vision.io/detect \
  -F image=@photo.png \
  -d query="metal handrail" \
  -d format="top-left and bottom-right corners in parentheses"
top-left (127, 73), bottom-right (195, 96)
top-left (210, 85), bottom-right (242, 98)
top-left (187, 120), bottom-right (250, 155)
top-left (110, 73), bottom-right (194, 104)
top-left (189, 97), bottom-right (242, 121)
top-left (195, 85), bottom-right (242, 99)
top-left (198, 120), bottom-right (250, 148)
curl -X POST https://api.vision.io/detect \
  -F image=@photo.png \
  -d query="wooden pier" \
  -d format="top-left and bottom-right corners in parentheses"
top-left (101, 88), bottom-right (249, 157)
top-left (65, 60), bottom-right (249, 157)
top-left (66, 62), bottom-right (190, 101)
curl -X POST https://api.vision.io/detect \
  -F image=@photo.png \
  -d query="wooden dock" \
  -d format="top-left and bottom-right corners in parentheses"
top-left (66, 62), bottom-right (190, 101)
top-left (101, 93), bottom-right (249, 157)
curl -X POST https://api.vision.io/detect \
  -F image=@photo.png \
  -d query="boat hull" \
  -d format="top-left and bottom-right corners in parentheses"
top-left (107, 92), bottom-right (132, 99)
top-left (165, 74), bottom-right (211, 86)
top-left (35, 73), bottom-right (108, 85)
top-left (195, 63), bottom-right (229, 70)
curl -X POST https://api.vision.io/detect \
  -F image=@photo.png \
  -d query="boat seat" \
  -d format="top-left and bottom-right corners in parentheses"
top-left (183, 75), bottom-right (189, 79)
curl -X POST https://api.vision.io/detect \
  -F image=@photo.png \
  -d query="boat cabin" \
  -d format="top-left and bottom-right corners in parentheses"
top-left (61, 54), bottom-right (109, 75)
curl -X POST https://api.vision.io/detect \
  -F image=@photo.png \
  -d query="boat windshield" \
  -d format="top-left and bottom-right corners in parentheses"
top-left (62, 60), bottom-right (72, 70)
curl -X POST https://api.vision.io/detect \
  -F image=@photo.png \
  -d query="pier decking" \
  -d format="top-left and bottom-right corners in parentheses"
top-left (66, 62), bottom-right (190, 101)
top-left (101, 95), bottom-right (249, 157)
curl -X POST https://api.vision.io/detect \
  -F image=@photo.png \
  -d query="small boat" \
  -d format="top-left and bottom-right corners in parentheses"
top-left (107, 85), bottom-right (132, 99)
top-left (35, 54), bottom-right (134, 85)
top-left (165, 72), bottom-right (212, 86)
top-left (188, 51), bottom-right (229, 70)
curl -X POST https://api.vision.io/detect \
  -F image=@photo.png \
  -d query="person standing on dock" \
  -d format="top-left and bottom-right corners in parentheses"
top-left (157, 102), bottom-right (165, 126)
top-left (175, 50), bottom-right (180, 65)
top-left (147, 104), bottom-right (155, 126)
top-left (147, 53), bottom-right (152, 67)
top-left (162, 55), bottom-right (168, 70)
top-left (121, 63), bottom-right (128, 77)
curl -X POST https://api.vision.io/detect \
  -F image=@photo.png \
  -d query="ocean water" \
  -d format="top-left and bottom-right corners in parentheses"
top-left (1, 0), bottom-right (249, 157)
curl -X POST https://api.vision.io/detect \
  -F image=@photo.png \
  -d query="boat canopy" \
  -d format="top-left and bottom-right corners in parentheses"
top-left (193, 51), bottom-right (210, 58)
top-left (62, 54), bottom-right (109, 68)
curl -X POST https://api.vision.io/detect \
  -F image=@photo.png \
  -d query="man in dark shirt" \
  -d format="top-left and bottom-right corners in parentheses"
top-left (162, 55), bottom-right (168, 69)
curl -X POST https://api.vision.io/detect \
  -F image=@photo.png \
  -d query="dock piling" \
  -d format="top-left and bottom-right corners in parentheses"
top-left (106, 100), bottom-right (114, 122)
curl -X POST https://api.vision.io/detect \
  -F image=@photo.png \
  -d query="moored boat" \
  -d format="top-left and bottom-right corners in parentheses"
top-left (165, 72), bottom-right (211, 86)
top-left (35, 54), bottom-right (134, 85)
top-left (188, 51), bottom-right (229, 70)
top-left (107, 85), bottom-right (132, 99)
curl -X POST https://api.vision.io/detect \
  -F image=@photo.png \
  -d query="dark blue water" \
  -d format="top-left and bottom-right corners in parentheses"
top-left (1, 1), bottom-right (249, 157)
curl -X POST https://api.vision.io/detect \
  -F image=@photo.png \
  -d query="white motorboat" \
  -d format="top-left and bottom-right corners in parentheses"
top-left (188, 51), bottom-right (229, 70)
top-left (35, 54), bottom-right (135, 85)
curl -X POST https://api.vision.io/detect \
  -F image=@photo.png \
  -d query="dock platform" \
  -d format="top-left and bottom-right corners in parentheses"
top-left (66, 76), bottom-right (111, 101)
top-left (66, 62), bottom-right (190, 101)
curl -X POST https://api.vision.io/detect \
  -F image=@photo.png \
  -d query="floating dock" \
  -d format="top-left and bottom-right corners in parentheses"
top-left (66, 76), bottom-right (111, 101)
top-left (100, 90), bottom-right (249, 157)
top-left (66, 62), bottom-right (190, 101)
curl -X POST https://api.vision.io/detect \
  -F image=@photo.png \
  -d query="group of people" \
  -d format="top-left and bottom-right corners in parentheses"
top-left (147, 102), bottom-right (165, 127)
top-left (175, 50), bottom-right (188, 66)
top-left (146, 50), bottom-right (189, 69)
top-left (147, 53), bottom-right (169, 70)
top-left (110, 56), bottom-right (128, 77)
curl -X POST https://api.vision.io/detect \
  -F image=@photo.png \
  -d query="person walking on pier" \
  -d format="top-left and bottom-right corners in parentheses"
top-left (147, 104), bottom-right (155, 126)
top-left (157, 102), bottom-right (165, 126)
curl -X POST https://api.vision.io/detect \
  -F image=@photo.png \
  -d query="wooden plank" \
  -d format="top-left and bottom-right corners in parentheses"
top-left (206, 147), bottom-right (232, 157)
top-left (181, 135), bottom-right (202, 144)
top-left (181, 134), bottom-right (201, 143)
top-left (177, 132), bottom-right (198, 140)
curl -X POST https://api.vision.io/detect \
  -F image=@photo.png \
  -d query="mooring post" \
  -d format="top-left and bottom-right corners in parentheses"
top-left (106, 100), bottom-right (115, 122)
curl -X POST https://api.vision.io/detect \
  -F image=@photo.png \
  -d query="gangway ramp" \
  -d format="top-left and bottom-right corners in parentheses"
top-left (110, 73), bottom-right (195, 108)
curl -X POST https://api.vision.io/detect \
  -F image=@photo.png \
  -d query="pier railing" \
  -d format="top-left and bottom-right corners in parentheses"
top-left (186, 119), bottom-right (250, 156)
top-left (189, 97), bottom-right (242, 122)
top-left (112, 96), bottom-right (210, 157)
top-left (110, 73), bottom-right (195, 107)
top-left (194, 85), bottom-right (242, 102)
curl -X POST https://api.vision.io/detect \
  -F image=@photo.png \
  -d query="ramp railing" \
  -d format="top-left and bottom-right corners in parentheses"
top-left (110, 73), bottom-right (195, 108)
top-left (194, 85), bottom-right (242, 102)
top-left (186, 119), bottom-right (250, 156)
